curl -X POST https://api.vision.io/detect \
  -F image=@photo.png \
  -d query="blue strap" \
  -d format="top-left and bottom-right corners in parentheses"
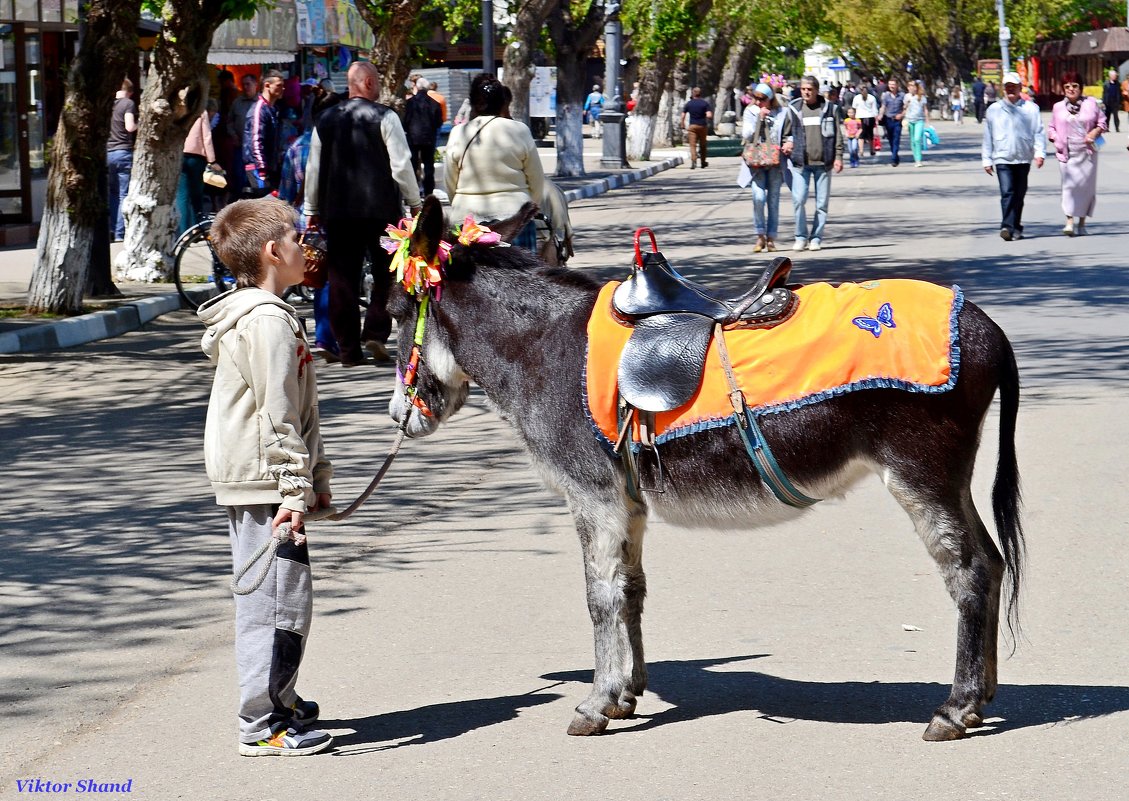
top-left (733, 403), bottom-right (820, 508)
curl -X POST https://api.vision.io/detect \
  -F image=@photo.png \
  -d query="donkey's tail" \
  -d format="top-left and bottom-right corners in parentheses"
top-left (992, 332), bottom-right (1025, 643)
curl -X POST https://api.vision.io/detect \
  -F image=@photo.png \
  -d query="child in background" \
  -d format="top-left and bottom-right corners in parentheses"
top-left (844, 106), bottom-right (862, 168)
top-left (198, 197), bottom-right (335, 757)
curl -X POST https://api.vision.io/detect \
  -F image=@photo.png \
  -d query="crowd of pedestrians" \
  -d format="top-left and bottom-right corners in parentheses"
top-left (726, 68), bottom-right (1127, 251)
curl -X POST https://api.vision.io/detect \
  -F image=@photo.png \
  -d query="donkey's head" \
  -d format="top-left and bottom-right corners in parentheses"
top-left (387, 197), bottom-right (539, 437)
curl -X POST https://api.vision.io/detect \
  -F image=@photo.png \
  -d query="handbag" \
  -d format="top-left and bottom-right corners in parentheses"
top-left (203, 164), bottom-right (227, 189)
top-left (742, 140), bottom-right (780, 168)
top-left (872, 135), bottom-right (882, 152)
top-left (298, 229), bottom-right (328, 289)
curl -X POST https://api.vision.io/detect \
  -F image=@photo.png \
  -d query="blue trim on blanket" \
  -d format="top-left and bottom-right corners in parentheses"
top-left (582, 338), bottom-right (622, 457)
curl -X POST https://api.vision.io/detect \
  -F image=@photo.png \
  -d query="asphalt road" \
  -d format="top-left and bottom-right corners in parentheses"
top-left (1, 121), bottom-right (1127, 800)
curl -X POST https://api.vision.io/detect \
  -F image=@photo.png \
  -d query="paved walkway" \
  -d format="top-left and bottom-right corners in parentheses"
top-left (2, 121), bottom-right (1129, 800)
top-left (0, 143), bottom-right (684, 353)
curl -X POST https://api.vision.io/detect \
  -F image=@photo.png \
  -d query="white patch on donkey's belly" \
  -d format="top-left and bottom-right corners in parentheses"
top-left (648, 458), bottom-right (876, 531)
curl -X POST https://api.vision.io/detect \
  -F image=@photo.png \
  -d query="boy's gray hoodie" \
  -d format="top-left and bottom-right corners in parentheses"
top-left (198, 287), bottom-right (331, 512)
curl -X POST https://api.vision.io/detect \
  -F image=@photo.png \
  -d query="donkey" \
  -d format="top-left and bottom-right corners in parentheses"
top-left (388, 198), bottom-right (1024, 742)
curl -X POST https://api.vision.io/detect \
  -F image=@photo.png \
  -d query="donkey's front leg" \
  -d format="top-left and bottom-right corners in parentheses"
top-left (567, 501), bottom-right (644, 735)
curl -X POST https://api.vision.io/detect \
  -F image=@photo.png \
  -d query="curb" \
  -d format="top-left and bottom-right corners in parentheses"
top-left (0, 293), bottom-right (185, 354)
top-left (560, 155), bottom-right (683, 203)
top-left (1, 158), bottom-right (684, 355)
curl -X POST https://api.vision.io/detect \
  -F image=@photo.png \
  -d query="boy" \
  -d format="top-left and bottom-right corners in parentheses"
top-left (844, 106), bottom-right (862, 167)
top-left (198, 197), bottom-right (334, 756)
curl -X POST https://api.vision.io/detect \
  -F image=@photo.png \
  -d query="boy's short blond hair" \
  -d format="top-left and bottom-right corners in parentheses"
top-left (209, 198), bottom-right (296, 288)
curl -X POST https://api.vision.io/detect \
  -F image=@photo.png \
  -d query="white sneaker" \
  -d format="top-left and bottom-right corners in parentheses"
top-left (807, 239), bottom-right (822, 251)
top-left (792, 238), bottom-right (806, 252)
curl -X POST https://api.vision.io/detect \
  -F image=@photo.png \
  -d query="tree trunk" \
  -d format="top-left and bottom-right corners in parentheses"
top-left (502, 0), bottom-right (559, 127)
top-left (115, 2), bottom-right (223, 282)
top-left (546, 2), bottom-right (604, 177)
top-left (696, 20), bottom-right (735, 99)
top-left (715, 39), bottom-right (758, 136)
top-left (27, 0), bottom-right (140, 314)
top-left (623, 0), bottom-right (712, 161)
top-left (357, 0), bottom-right (428, 107)
top-left (654, 85), bottom-right (675, 148)
top-left (626, 53), bottom-right (678, 159)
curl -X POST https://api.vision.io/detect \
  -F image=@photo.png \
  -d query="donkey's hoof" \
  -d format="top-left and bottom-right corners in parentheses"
top-left (922, 716), bottom-right (965, 741)
top-left (567, 713), bottom-right (609, 736)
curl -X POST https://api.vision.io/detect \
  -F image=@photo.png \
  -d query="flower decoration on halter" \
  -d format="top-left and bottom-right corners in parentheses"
top-left (382, 216), bottom-right (451, 296)
top-left (455, 215), bottom-right (507, 247)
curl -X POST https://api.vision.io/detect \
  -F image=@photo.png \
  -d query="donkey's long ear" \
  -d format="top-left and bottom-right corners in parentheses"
top-left (489, 201), bottom-right (539, 243)
top-left (410, 195), bottom-right (446, 262)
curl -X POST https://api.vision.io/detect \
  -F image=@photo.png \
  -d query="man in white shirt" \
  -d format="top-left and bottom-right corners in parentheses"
top-left (981, 72), bottom-right (1045, 241)
top-left (851, 83), bottom-right (879, 156)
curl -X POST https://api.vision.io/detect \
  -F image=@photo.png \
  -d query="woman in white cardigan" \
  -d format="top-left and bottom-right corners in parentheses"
top-left (445, 74), bottom-right (545, 250)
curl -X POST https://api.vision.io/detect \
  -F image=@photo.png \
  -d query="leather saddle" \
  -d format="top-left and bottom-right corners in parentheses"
top-left (611, 250), bottom-right (798, 413)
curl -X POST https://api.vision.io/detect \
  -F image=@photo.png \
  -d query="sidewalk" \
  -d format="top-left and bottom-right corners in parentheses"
top-left (0, 141), bottom-right (684, 354)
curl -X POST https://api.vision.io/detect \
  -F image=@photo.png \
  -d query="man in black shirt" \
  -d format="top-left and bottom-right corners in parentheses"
top-left (1102, 70), bottom-right (1121, 133)
top-left (106, 78), bottom-right (137, 241)
top-left (681, 87), bottom-right (712, 169)
top-left (305, 62), bottom-right (421, 367)
top-left (403, 77), bottom-right (444, 196)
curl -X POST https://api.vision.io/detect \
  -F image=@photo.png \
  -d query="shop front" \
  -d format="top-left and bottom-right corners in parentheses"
top-left (1, 0), bottom-right (79, 240)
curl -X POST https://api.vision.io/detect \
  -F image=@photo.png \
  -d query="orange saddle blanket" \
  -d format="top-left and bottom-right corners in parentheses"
top-left (585, 278), bottom-right (962, 447)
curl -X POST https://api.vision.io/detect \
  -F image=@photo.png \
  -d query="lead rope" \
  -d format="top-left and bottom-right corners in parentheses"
top-left (232, 296), bottom-right (431, 596)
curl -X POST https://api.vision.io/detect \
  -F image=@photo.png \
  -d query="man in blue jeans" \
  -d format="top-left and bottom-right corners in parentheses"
top-left (878, 76), bottom-right (905, 166)
top-left (982, 71), bottom-right (1045, 241)
top-left (106, 78), bottom-right (137, 241)
top-left (788, 76), bottom-right (843, 252)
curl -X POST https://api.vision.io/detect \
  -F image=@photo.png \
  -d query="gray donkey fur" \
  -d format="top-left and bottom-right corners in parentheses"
top-left (388, 198), bottom-right (1024, 741)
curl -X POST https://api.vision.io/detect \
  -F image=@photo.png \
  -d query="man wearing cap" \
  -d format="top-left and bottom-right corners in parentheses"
top-left (981, 71), bottom-right (1045, 241)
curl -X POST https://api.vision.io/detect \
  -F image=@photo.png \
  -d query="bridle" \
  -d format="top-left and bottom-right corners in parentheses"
top-left (384, 212), bottom-right (505, 422)
top-left (398, 293), bottom-right (435, 419)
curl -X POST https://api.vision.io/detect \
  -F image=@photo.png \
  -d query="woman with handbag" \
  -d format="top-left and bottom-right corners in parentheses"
top-left (739, 82), bottom-right (796, 253)
top-left (1047, 71), bottom-right (1107, 236)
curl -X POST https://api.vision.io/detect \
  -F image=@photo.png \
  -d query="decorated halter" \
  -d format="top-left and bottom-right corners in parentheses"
top-left (380, 214), bottom-right (504, 418)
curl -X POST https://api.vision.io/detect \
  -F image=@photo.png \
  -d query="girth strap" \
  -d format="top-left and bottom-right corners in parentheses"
top-left (713, 323), bottom-right (820, 508)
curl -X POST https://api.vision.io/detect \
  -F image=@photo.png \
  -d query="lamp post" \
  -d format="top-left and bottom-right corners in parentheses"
top-left (996, 0), bottom-right (1011, 73)
top-left (482, 0), bottom-right (494, 75)
top-left (600, 1), bottom-right (629, 168)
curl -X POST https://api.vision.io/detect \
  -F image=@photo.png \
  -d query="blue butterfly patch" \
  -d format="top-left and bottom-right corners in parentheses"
top-left (852, 302), bottom-right (896, 338)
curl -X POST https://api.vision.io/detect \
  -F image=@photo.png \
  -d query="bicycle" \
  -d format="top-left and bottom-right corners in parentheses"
top-left (172, 215), bottom-right (315, 311)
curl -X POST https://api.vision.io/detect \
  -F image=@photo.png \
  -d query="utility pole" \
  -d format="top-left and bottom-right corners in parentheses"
top-left (482, 0), bottom-right (494, 75)
top-left (996, 0), bottom-right (1011, 72)
top-left (600, 1), bottom-right (629, 167)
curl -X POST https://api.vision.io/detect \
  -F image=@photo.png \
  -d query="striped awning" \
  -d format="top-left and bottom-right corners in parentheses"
top-left (207, 50), bottom-right (297, 65)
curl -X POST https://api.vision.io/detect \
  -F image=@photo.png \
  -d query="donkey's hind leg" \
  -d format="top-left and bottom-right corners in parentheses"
top-left (566, 497), bottom-right (648, 735)
top-left (888, 479), bottom-right (1005, 741)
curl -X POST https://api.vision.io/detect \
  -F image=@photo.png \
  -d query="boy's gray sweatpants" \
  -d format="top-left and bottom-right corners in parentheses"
top-left (228, 504), bottom-right (313, 743)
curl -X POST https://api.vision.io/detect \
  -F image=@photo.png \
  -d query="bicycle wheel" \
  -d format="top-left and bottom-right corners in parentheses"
top-left (173, 219), bottom-right (234, 310)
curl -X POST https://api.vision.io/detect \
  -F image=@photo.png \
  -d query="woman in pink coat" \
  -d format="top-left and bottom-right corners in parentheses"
top-left (1047, 71), bottom-right (1107, 236)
